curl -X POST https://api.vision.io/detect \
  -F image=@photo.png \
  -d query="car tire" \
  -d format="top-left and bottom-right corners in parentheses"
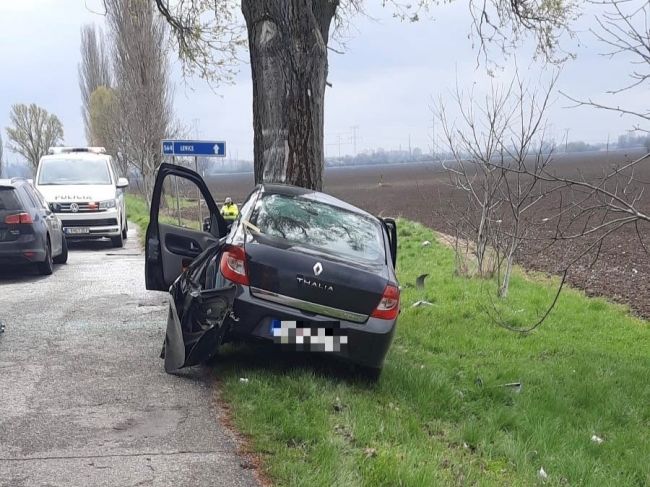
top-left (111, 233), bottom-right (124, 248)
top-left (37, 238), bottom-right (54, 275)
top-left (122, 219), bottom-right (128, 240)
top-left (53, 236), bottom-right (68, 264)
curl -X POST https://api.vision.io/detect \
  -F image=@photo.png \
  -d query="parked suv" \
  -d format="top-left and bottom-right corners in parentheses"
top-left (35, 147), bottom-right (129, 247)
top-left (0, 178), bottom-right (67, 275)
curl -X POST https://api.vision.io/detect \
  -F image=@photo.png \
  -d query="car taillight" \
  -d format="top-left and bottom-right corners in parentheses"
top-left (4, 213), bottom-right (33, 224)
top-left (371, 284), bottom-right (400, 320)
top-left (220, 245), bottom-right (249, 285)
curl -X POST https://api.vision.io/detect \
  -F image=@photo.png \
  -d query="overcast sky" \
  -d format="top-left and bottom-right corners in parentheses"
top-left (0, 0), bottom-right (648, 163)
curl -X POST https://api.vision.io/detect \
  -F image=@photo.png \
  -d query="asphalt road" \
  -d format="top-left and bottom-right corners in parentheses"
top-left (0, 226), bottom-right (259, 487)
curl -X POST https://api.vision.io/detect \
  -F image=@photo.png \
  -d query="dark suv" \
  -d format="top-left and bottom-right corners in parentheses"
top-left (0, 178), bottom-right (67, 275)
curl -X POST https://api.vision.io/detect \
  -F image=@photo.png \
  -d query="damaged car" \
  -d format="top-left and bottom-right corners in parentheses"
top-left (145, 163), bottom-right (399, 379)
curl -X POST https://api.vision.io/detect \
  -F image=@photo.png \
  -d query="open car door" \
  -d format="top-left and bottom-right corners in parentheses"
top-left (145, 162), bottom-right (228, 291)
top-left (145, 163), bottom-right (234, 372)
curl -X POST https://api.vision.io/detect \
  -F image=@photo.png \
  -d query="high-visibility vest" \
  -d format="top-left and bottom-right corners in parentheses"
top-left (221, 203), bottom-right (239, 221)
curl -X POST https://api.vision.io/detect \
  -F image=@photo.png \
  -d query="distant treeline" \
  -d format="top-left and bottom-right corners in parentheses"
top-left (2, 133), bottom-right (649, 178)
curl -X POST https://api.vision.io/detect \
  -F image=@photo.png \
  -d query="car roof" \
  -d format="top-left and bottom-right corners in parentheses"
top-left (258, 183), bottom-right (377, 219)
top-left (0, 178), bottom-right (31, 189)
top-left (39, 152), bottom-right (111, 163)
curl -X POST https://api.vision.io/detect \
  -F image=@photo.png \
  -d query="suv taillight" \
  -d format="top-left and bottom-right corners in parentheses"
top-left (219, 245), bottom-right (249, 285)
top-left (4, 213), bottom-right (33, 224)
top-left (371, 284), bottom-right (400, 320)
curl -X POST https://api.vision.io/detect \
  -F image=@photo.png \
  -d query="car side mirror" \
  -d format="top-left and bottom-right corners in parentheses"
top-left (117, 177), bottom-right (129, 189)
top-left (203, 217), bottom-right (212, 233)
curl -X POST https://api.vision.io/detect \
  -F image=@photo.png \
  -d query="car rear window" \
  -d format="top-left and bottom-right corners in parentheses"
top-left (0, 188), bottom-right (22, 211)
top-left (250, 193), bottom-right (385, 264)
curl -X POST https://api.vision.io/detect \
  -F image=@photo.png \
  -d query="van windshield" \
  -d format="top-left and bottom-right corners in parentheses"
top-left (38, 159), bottom-right (112, 185)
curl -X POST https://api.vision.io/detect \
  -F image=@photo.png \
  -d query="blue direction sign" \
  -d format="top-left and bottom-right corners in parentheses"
top-left (161, 139), bottom-right (226, 157)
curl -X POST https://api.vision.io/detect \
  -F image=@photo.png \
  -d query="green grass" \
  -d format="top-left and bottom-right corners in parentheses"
top-left (214, 221), bottom-right (649, 486)
top-left (126, 194), bottom-right (199, 245)
top-left (126, 197), bottom-right (649, 486)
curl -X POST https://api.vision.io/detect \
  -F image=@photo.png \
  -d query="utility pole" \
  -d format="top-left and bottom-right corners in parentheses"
top-left (564, 128), bottom-right (570, 152)
top-left (408, 133), bottom-right (412, 159)
top-left (337, 134), bottom-right (342, 159)
top-left (350, 125), bottom-right (359, 156)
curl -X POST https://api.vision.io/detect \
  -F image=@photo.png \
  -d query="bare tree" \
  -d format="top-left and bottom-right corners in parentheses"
top-left (563, 1), bottom-right (649, 129)
top-left (79, 24), bottom-right (112, 144)
top-left (437, 82), bottom-right (510, 278)
top-left (105, 0), bottom-right (175, 201)
top-left (5, 104), bottom-right (64, 172)
top-left (437, 70), bottom-right (559, 302)
top-left (119, 0), bottom-right (577, 190)
top-left (492, 74), bottom-right (558, 297)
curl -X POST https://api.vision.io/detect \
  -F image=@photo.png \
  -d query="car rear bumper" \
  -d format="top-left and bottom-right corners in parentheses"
top-left (227, 286), bottom-right (397, 369)
top-left (0, 235), bottom-right (46, 264)
top-left (56, 210), bottom-right (121, 238)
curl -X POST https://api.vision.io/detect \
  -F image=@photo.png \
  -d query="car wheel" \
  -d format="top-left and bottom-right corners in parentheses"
top-left (53, 235), bottom-right (68, 264)
top-left (111, 232), bottom-right (124, 248)
top-left (37, 238), bottom-right (54, 275)
top-left (122, 219), bottom-right (128, 240)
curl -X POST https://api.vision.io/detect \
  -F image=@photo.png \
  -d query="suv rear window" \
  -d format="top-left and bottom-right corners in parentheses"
top-left (0, 188), bottom-right (22, 211)
top-left (250, 194), bottom-right (384, 264)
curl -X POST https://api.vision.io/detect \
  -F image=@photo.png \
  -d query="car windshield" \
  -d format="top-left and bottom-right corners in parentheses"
top-left (250, 193), bottom-right (385, 264)
top-left (38, 158), bottom-right (112, 185)
top-left (0, 188), bottom-right (21, 210)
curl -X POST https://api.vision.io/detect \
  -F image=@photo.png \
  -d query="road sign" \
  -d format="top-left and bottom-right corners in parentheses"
top-left (161, 139), bottom-right (226, 157)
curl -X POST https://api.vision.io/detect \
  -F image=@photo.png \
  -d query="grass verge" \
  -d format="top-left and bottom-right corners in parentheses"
top-left (216, 221), bottom-right (649, 486)
top-left (126, 194), bottom-right (199, 245)
top-left (127, 196), bottom-right (649, 486)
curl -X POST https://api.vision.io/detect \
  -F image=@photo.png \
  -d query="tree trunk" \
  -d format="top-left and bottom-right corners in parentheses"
top-left (242, 0), bottom-right (337, 190)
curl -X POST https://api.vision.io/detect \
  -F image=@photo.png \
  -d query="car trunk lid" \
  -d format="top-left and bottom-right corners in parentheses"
top-left (245, 236), bottom-right (388, 320)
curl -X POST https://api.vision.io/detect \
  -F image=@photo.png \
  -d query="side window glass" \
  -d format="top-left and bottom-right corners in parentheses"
top-left (31, 187), bottom-right (49, 209)
top-left (20, 186), bottom-right (39, 209)
top-left (159, 174), bottom-right (209, 231)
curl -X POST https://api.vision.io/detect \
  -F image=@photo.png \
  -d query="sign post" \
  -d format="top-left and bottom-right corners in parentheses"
top-left (161, 139), bottom-right (227, 228)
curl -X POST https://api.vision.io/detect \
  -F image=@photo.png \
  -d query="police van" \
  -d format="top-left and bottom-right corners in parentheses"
top-left (35, 147), bottom-right (129, 247)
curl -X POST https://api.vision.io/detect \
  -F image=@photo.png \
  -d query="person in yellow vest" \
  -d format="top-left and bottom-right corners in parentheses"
top-left (221, 197), bottom-right (239, 222)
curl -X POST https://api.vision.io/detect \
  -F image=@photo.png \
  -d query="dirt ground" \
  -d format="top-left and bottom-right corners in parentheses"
top-left (205, 147), bottom-right (649, 319)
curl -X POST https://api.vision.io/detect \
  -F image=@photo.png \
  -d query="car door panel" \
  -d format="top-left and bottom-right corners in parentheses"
top-left (162, 241), bottom-right (236, 372)
top-left (145, 163), bottom-right (228, 291)
top-left (159, 222), bottom-right (218, 285)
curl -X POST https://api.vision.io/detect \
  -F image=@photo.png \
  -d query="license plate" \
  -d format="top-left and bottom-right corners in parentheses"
top-left (65, 227), bottom-right (90, 235)
top-left (270, 319), bottom-right (346, 352)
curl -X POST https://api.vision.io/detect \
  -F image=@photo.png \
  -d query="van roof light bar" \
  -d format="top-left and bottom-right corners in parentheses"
top-left (48, 147), bottom-right (107, 155)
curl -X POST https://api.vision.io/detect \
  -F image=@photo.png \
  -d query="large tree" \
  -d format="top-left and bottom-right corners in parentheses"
top-left (5, 103), bottom-right (64, 171)
top-left (79, 24), bottom-right (112, 144)
top-left (105, 0), bottom-right (175, 200)
top-left (139, 0), bottom-right (576, 190)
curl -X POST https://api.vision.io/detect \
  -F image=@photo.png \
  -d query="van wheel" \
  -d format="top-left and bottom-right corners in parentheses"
top-left (53, 236), bottom-right (68, 264)
top-left (37, 238), bottom-right (54, 275)
top-left (111, 233), bottom-right (124, 248)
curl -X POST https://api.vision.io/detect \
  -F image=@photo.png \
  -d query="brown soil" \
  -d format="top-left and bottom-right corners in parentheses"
top-left (205, 148), bottom-right (650, 319)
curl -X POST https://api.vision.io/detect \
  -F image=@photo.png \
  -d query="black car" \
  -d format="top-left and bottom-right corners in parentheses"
top-left (0, 178), bottom-right (68, 275)
top-left (145, 164), bottom-right (399, 378)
